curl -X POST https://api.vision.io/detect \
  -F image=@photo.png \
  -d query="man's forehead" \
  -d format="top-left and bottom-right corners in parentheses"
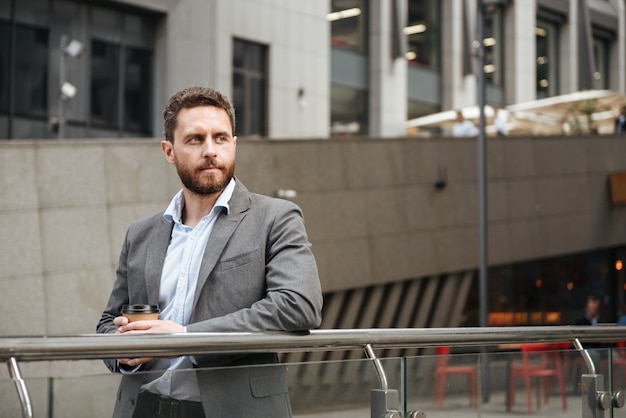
top-left (177, 106), bottom-right (232, 132)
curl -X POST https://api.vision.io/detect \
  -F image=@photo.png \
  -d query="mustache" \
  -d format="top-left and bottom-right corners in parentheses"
top-left (197, 158), bottom-right (221, 170)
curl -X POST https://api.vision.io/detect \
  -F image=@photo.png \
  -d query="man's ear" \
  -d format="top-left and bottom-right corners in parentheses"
top-left (161, 140), bottom-right (175, 164)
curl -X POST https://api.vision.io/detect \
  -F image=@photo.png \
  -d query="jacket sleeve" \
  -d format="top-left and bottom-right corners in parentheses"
top-left (187, 199), bottom-right (323, 333)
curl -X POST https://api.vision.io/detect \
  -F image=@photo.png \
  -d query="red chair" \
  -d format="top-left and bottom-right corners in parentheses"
top-left (432, 346), bottom-right (478, 409)
top-left (507, 343), bottom-right (567, 413)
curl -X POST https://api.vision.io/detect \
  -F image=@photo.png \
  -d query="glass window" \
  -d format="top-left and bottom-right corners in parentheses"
top-left (464, 248), bottom-right (619, 327)
top-left (14, 23), bottom-right (48, 117)
top-left (232, 38), bottom-right (267, 137)
top-left (592, 37), bottom-right (609, 90)
top-left (329, 0), bottom-right (367, 53)
top-left (330, 83), bottom-right (367, 135)
top-left (124, 46), bottom-right (152, 134)
top-left (536, 19), bottom-right (559, 98)
top-left (0, 20), bottom-right (10, 114)
top-left (0, 1), bottom-right (155, 139)
top-left (90, 39), bottom-right (120, 129)
top-left (0, 2), bottom-right (10, 20)
top-left (405, 0), bottom-right (440, 69)
top-left (88, 9), bottom-right (154, 136)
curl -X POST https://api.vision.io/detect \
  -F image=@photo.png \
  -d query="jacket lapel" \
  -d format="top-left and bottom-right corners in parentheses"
top-left (192, 181), bottom-right (251, 309)
top-left (145, 216), bottom-right (174, 305)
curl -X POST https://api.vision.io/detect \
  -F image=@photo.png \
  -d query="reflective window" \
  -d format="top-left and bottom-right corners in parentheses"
top-left (0, 0), bottom-right (155, 139)
top-left (536, 19), bottom-right (559, 98)
top-left (464, 248), bottom-right (621, 326)
top-left (90, 39), bottom-right (120, 129)
top-left (329, 0), bottom-right (368, 135)
top-left (592, 37), bottom-right (609, 90)
top-left (0, 21), bottom-right (10, 114)
top-left (14, 24), bottom-right (49, 117)
top-left (232, 38), bottom-right (267, 137)
top-left (124, 46), bottom-right (152, 134)
top-left (329, 0), bottom-right (367, 53)
top-left (330, 84), bottom-right (367, 135)
top-left (91, 41), bottom-right (152, 134)
top-left (405, 0), bottom-right (440, 69)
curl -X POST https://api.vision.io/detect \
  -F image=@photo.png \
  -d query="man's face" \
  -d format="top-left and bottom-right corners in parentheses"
top-left (162, 105), bottom-right (236, 196)
top-left (587, 299), bottom-right (600, 317)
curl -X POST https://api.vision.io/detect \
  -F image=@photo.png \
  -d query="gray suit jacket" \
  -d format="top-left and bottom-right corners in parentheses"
top-left (97, 180), bottom-right (323, 418)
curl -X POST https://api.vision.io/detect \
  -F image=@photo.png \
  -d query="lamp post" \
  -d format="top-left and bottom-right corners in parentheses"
top-left (58, 35), bottom-right (84, 139)
top-left (476, 0), bottom-right (489, 403)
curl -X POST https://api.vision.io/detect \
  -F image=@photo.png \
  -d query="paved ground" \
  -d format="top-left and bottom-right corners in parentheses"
top-left (296, 391), bottom-right (626, 418)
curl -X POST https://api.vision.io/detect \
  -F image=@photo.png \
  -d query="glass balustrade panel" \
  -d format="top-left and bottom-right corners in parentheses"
top-left (3, 346), bottom-right (626, 417)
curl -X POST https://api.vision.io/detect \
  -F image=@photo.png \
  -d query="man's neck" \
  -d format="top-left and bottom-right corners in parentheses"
top-left (181, 190), bottom-right (221, 227)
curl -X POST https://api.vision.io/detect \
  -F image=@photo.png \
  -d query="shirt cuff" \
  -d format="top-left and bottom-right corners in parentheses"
top-left (117, 360), bottom-right (141, 374)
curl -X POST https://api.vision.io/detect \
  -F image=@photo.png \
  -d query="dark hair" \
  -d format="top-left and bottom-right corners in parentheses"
top-left (163, 86), bottom-right (236, 142)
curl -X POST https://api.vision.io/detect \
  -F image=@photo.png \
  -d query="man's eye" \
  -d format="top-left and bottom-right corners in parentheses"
top-left (216, 136), bottom-right (227, 143)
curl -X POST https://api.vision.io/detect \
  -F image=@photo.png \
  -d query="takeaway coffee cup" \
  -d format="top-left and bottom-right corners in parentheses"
top-left (121, 304), bottom-right (160, 322)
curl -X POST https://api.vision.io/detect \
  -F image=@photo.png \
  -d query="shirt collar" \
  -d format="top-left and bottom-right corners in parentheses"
top-left (164, 178), bottom-right (236, 223)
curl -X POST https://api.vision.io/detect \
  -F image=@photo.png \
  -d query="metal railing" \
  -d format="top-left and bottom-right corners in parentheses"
top-left (2, 325), bottom-right (626, 418)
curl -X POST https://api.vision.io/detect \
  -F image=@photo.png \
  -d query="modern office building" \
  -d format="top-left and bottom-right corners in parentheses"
top-left (4, 0), bottom-right (626, 334)
top-left (2, 0), bottom-right (625, 140)
top-left (4, 3), bottom-right (626, 416)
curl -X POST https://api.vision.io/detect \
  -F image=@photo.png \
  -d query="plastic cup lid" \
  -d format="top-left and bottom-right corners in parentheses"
top-left (121, 304), bottom-right (160, 313)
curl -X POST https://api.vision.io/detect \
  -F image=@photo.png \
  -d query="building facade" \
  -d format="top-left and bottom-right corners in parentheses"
top-left (2, 3), bottom-right (626, 415)
top-left (2, 0), bottom-right (625, 140)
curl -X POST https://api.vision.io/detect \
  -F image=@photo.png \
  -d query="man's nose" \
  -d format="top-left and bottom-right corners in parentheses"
top-left (201, 140), bottom-right (217, 156)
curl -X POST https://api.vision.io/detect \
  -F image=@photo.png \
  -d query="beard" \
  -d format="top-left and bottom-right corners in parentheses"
top-left (175, 158), bottom-right (235, 196)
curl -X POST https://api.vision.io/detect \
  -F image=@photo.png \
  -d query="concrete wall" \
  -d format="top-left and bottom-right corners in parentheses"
top-left (2, 135), bottom-right (626, 337)
top-left (2, 135), bottom-right (626, 416)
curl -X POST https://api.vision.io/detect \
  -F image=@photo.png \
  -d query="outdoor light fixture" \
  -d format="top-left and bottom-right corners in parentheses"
top-left (326, 7), bottom-right (361, 22)
top-left (60, 81), bottom-right (77, 100)
top-left (57, 35), bottom-right (85, 138)
top-left (63, 39), bottom-right (85, 58)
top-left (403, 24), bottom-right (427, 35)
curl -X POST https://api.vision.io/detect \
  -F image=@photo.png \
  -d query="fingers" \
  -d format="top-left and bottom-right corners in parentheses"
top-left (117, 319), bottom-right (185, 334)
top-left (113, 316), bottom-right (129, 329)
top-left (117, 320), bottom-right (155, 334)
top-left (118, 357), bottom-right (155, 367)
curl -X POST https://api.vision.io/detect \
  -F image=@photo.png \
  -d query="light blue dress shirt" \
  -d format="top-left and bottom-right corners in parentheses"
top-left (139, 178), bottom-right (235, 401)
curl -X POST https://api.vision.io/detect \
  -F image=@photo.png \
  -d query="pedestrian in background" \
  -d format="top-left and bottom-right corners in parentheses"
top-left (451, 110), bottom-right (478, 137)
top-left (615, 105), bottom-right (626, 134)
top-left (574, 295), bottom-right (606, 368)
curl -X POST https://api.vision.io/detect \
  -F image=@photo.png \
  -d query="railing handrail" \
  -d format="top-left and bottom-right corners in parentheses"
top-left (2, 325), bottom-right (625, 362)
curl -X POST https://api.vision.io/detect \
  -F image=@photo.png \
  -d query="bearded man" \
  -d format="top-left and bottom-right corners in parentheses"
top-left (97, 86), bottom-right (323, 418)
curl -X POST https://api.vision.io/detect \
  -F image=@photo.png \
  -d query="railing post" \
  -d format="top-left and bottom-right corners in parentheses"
top-left (573, 338), bottom-right (626, 418)
top-left (581, 373), bottom-right (610, 418)
top-left (573, 338), bottom-right (605, 418)
top-left (364, 344), bottom-right (402, 418)
top-left (7, 357), bottom-right (33, 418)
top-left (363, 344), bottom-right (427, 418)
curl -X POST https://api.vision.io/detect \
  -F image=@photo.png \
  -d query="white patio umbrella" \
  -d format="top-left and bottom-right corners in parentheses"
top-left (506, 89), bottom-right (626, 135)
top-left (406, 105), bottom-right (501, 136)
top-left (406, 90), bottom-right (625, 137)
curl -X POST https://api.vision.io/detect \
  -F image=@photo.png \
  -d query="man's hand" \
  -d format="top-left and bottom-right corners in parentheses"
top-left (114, 317), bottom-right (185, 366)
top-left (116, 319), bottom-right (185, 334)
